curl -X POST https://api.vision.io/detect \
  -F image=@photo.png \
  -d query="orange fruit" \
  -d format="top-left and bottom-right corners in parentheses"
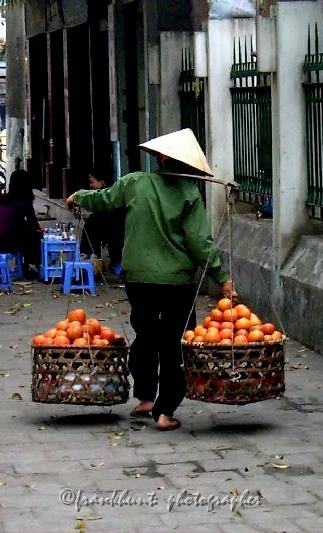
top-left (222, 308), bottom-right (239, 322)
top-left (194, 325), bottom-right (207, 337)
top-left (56, 319), bottom-right (69, 331)
top-left (92, 338), bottom-right (109, 347)
top-left (44, 328), bottom-right (57, 339)
top-left (32, 334), bottom-right (47, 346)
top-left (82, 332), bottom-right (92, 343)
top-left (234, 304), bottom-right (251, 319)
top-left (220, 321), bottom-right (234, 330)
top-left (84, 318), bottom-right (102, 336)
top-left (249, 325), bottom-right (263, 331)
top-left (52, 335), bottom-right (70, 346)
top-left (203, 316), bottom-right (212, 328)
top-left (234, 335), bottom-right (248, 345)
top-left (263, 334), bottom-right (273, 344)
top-left (73, 337), bottom-right (88, 347)
top-left (210, 308), bottom-right (223, 322)
top-left (66, 321), bottom-right (84, 340)
top-left (219, 338), bottom-right (232, 345)
top-left (208, 320), bottom-right (221, 329)
top-left (262, 323), bottom-right (276, 335)
top-left (67, 308), bottom-right (86, 324)
top-left (203, 329), bottom-right (221, 344)
top-left (249, 313), bottom-right (262, 327)
top-left (193, 335), bottom-right (204, 343)
top-left (183, 330), bottom-right (195, 342)
top-left (217, 298), bottom-right (232, 312)
top-left (44, 337), bottom-right (53, 345)
top-left (220, 328), bottom-right (234, 340)
top-left (56, 330), bottom-right (68, 337)
top-left (271, 330), bottom-right (283, 341)
top-left (235, 328), bottom-right (249, 337)
top-left (235, 317), bottom-right (250, 331)
top-left (248, 330), bottom-right (264, 343)
top-left (100, 327), bottom-right (115, 341)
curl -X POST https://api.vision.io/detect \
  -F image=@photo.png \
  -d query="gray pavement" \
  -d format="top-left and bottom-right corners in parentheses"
top-left (0, 279), bottom-right (322, 533)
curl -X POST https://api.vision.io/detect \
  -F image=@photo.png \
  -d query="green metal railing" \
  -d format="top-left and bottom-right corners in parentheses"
top-left (303, 23), bottom-right (323, 219)
top-left (230, 37), bottom-right (272, 203)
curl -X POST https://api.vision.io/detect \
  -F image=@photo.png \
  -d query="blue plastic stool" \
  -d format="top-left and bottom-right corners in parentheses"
top-left (0, 261), bottom-right (12, 291)
top-left (61, 261), bottom-right (96, 295)
top-left (0, 253), bottom-right (24, 281)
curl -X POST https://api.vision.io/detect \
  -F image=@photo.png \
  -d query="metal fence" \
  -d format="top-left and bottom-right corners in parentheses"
top-left (303, 23), bottom-right (323, 219)
top-left (230, 37), bottom-right (272, 205)
top-left (179, 48), bottom-right (206, 200)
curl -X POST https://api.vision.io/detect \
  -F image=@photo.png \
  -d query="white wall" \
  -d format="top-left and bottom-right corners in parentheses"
top-left (159, 32), bottom-right (192, 135)
top-left (206, 18), bottom-right (256, 234)
top-left (273, 1), bottom-right (323, 267)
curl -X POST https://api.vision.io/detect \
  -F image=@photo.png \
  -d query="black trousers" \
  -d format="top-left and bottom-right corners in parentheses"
top-left (125, 282), bottom-right (196, 421)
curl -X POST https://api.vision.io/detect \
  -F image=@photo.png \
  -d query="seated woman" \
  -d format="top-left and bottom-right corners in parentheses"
top-left (0, 169), bottom-right (43, 278)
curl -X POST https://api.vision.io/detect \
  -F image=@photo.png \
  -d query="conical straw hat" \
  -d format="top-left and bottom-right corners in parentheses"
top-left (139, 128), bottom-right (214, 177)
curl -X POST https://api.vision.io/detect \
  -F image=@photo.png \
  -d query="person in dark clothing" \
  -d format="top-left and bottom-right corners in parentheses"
top-left (80, 171), bottom-right (125, 276)
top-left (66, 129), bottom-right (238, 431)
top-left (0, 169), bottom-right (43, 277)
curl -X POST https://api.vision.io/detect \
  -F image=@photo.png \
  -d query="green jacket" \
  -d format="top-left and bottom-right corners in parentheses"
top-left (74, 171), bottom-right (229, 285)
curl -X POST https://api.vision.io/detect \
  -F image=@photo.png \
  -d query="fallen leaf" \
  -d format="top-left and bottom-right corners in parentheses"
top-left (272, 463), bottom-right (290, 469)
top-left (0, 481), bottom-right (6, 487)
top-left (11, 392), bottom-right (22, 400)
top-left (130, 422), bottom-right (146, 431)
top-left (38, 426), bottom-right (46, 431)
top-left (74, 520), bottom-right (85, 531)
top-left (90, 462), bottom-right (104, 468)
top-left (78, 516), bottom-right (103, 521)
top-left (25, 483), bottom-right (37, 489)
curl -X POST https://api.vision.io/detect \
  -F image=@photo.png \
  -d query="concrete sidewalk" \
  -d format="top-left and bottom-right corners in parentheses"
top-left (0, 279), bottom-right (322, 533)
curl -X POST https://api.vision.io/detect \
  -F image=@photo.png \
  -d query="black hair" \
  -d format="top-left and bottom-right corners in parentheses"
top-left (88, 168), bottom-right (107, 183)
top-left (8, 169), bottom-right (34, 202)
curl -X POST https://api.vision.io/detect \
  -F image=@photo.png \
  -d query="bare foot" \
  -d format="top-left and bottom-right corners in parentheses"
top-left (130, 400), bottom-right (154, 417)
top-left (156, 414), bottom-right (181, 431)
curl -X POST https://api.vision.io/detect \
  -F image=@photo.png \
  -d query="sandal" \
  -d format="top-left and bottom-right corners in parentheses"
top-left (130, 408), bottom-right (152, 418)
top-left (130, 401), bottom-right (154, 418)
top-left (156, 416), bottom-right (181, 431)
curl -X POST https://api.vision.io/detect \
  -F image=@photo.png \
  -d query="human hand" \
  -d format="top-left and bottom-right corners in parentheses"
top-left (65, 193), bottom-right (76, 210)
top-left (221, 279), bottom-right (238, 304)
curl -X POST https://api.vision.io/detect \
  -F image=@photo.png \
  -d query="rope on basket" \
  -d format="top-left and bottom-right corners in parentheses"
top-left (72, 205), bottom-right (130, 349)
top-left (181, 184), bottom-right (238, 369)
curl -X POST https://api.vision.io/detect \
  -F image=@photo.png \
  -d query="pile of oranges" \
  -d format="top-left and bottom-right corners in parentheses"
top-left (31, 308), bottom-right (123, 348)
top-left (183, 298), bottom-right (285, 346)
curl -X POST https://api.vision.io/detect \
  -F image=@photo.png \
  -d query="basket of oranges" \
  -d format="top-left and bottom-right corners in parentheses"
top-left (181, 298), bottom-right (286, 405)
top-left (31, 308), bottom-right (130, 406)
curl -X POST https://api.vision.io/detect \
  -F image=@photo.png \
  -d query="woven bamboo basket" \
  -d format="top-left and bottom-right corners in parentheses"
top-left (31, 343), bottom-right (130, 406)
top-left (182, 339), bottom-right (285, 405)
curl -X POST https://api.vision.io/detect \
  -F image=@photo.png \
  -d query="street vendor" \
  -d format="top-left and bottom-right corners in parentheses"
top-left (66, 128), bottom-right (237, 431)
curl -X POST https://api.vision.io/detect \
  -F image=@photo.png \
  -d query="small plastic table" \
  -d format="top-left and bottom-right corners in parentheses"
top-left (39, 239), bottom-right (80, 282)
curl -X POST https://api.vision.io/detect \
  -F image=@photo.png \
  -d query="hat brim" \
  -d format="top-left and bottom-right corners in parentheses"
top-left (139, 128), bottom-right (214, 177)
